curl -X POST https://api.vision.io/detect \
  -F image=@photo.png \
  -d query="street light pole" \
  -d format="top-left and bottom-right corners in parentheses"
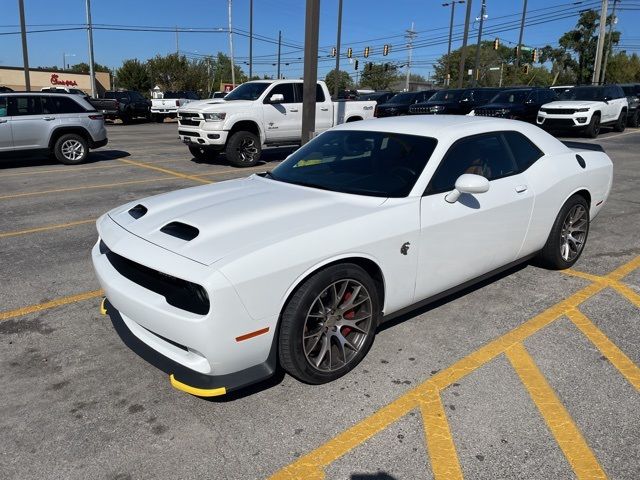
top-left (592, 0), bottom-right (609, 84)
top-left (277, 30), bottom-right (282, 79)
top-left (600, 0), bottom-right (618, 84)
top-left (85, 0), bottom-right (96, 97)
top-left (443, 1), bottom-right (464, 87)
top-left (228, 0), bottom-right (236, 87)
top-left (457, 0), bottom-right (473, 88)
top-left (301, 0), bottom-right (320, 145)
top-left (472, 0), bottom-right (486, 87)
top-left (515, 0), bottom-right (528, 68)
top-left (405, 22), bottom-right (416, 91)
top-left (18, 0), bottom-right (31, 91)
top-left (334, 0), bottom-right (343, 100)
top-left (249, 0), bottom-right (253, 79)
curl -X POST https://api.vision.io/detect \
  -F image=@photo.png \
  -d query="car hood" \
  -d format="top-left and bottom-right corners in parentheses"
top-left (542, 100), bottom-right (601, 109)
top-left (477, 102), bottom-right (521, 110)
top-left (377, 102), bottom-right (410, 110)
top-left (107, 176), bottom-right (387, 266)
top-left (179, 99), bottom-right (254, 113)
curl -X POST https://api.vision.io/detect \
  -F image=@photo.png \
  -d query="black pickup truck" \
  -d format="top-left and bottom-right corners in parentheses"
top-left (93, 90), bottom-right (151, 124)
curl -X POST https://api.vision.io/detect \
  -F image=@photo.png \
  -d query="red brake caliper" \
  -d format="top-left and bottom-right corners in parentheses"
top-left (341, 290), bottom-right (354, 336)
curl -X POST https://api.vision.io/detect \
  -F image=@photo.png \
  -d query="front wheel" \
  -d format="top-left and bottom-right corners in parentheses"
top-left (585, 113), bottom-right (601, 138)
top-left (613, 110), bottom-right (627, 132)
top-left (278, 264), bottom-right (380, 384)
top-left (225, 131), bottom-right (262, 167)
top-left (188, 145), bottom-right (219, 162)
top-left (536, 195), bottom-right (590, 270)
top-left (53, 133), bottom-right (89, 165)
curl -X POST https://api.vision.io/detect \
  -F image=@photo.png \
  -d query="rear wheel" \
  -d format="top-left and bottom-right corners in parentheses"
top-left (628, 110), bottom-right (640, 128)
top-left (154, 114), bottom-right (165, 123)
top-left (53, 133), bottom-right (89, 165)
top-left (613, 109), bottom-right (627, 132)
top-left (188, 145), bottom-right (219, 162)
top-left (536, 194), bottom-right (590, 270)
top-left (278, 264), bottom-right (380, 384)
top-left (225, 131), bottom-right (261, 167)
top-left (585, 113), bottom-right (600, 138)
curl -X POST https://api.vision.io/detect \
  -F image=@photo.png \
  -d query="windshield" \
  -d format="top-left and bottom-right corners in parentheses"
top-left (269, 130), bottom-right (437, 197)
top-left (491, 90), bottom-right (530, 103)
top-left (105, 92), bottom-right (129, 101)
top-left (622, 85), bottom-right (639, 96)
top-left (429, 89), bottom-right (464, 102)
top-left (224, 83), bottom-right (269, 101)
top-left (559, 86), bottom-right (604, 101)
top-left (387, 92), bottom-right (417, 104)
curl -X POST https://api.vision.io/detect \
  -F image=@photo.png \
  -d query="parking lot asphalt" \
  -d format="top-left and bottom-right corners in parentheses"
top-left (1, 120), bottom-right (639, 480)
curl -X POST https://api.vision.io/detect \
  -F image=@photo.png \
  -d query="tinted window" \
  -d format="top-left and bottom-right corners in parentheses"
top-left (427, 134), bottom-right (518, 194)
top-left (492, 90), bottom-right (530, 104)
top-left (539, 89), bottom-right (557, 103)
top-left (270, 130), bottom-right (438, 197)
top-left (474, 89), bottom-right (499, 102)
top-left (0, 97), bottom-right (7, 117)
top-left (387, 92), bottom-right (419, 104)
top-left (265, 83), bottom-right (295, 103)
top-left (293, 84), bottom-right (325, 102)
top-left (8, 96), bottom-right (43, 116)
top-left (503, 131), bottom-right (543, 171)
top-left (559, 87), bottom-right (604, 101)
top-left (50, 95), bottom-right (86, 114)
top-left (430, 89), bottom-right (464, 102)
top-left (224, 83), bottom-right (269, 100)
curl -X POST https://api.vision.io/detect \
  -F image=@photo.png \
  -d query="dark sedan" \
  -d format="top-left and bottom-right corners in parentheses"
top-left (473, 88), bottom-right (557, 122)
top-left (408, 88), bottom-right (500, 116)
top-left (374, 90), bottom-right (436, 117)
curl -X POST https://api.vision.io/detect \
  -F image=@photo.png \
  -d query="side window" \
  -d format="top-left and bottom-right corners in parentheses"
top-left (316, 84), bottom-right (325, 102)
top-left (616, 86), bottom-right (625, 99)
top-left (0, 97), bottom-right (7, 117)
top-left (293, 84), bottom-right (326, 102)
top-left (40, 96), bottom-right (57, 114)
top-left (426, 134), bottom-right (518, 194)
top-left (8, 96), bottom-right (43, 116)
top-left (540, 90), bottom-right (556, 103)
top-left (528, 90), bottom-right (539, 103)
top-left (50, 96), bottom-right (86, 114)
top-left (604, 86), bottom-right (614, 100)
top-left (266, 83), bottom-right (295, 103)
top-left (502, 131), bottom-right (543, 172)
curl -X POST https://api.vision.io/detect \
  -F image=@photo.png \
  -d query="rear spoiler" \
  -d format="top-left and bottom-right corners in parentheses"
top-left (561, 141), bottom-right (605, 153)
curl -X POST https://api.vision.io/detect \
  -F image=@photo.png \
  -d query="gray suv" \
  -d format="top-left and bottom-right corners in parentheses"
top-left (0, 92), bottom-right (108, 165)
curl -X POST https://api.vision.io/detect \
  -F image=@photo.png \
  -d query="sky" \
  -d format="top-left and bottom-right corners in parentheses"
top-left (1, 0), bottom-right (639, 82)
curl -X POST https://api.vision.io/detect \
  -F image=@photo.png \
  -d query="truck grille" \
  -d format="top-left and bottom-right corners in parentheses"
top-left (542, 108), bottom-right (576, 115)
top-left (178, 112), bottom-right (201, 126)
top-left (474, 109), bottom-right (507, 117)
top-left (408, 106), bottom-right (431, 114)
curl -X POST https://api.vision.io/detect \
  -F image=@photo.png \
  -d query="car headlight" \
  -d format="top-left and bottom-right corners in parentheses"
top-left (576, 108), bottom-right (590, 112)
top-left (430, 105), bottom-right (445, 112)
top-left (497, 108), bottom-right (510, 115)
top-left (539, 108), bottom-right (547, 113)
top-left (203, 112), bottom-right (226, 121)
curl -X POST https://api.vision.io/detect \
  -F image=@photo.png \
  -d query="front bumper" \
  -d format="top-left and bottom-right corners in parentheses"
top-left (537, 114), bottom-right (590, 129)
top-left (103, 299), bottom-right (277, 396)
top-left (90, 138), bottom-right (108, 149)
top-left (178, 126), bottom-right (229, 147)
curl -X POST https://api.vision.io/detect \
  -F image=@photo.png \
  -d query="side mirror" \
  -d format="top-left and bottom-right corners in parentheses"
top-left (445, 173), bottom-right (490, 203)
top-left (269, 93), bottom-right (285, 104)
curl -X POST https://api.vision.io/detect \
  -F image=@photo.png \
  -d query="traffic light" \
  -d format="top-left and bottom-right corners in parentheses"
top-left (532, 48), bottom-right (538, 63)
top-left (364, 47), bottom-right (370, 58)
top-left (493, 38), bottom-right (499, 50)
top-left (330, 47), bottom-right (336, 57)
top-left (523, 64), bottom-right (530, 75)
top-left (383, 44), bottom-right (390, 56)
top-left (354, 59), bottom-right (359, 70)
top-left (347, 47), bottom-right (352, 58)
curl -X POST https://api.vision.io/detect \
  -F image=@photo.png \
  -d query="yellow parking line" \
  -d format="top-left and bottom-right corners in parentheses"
top-left (611, 283), bottom-right (640, 308)
top-left (506, 343), bottom-right (607, 479)
top-left (567, 309), bottom-right (640, 391)
top-left (119, 159), bottom-right (212, 184)
top-left (0, 289), bottom-right (103, 321)
top-left (0, 176), bottom-right (177, 200)
top-left (419, 385), bottom-right (463, 480)
top-left (0, 219), bottom-right (95, 239)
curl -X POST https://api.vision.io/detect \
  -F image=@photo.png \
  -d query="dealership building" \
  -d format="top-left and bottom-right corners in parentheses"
top-left (0, 66), bottom-right (111, 95)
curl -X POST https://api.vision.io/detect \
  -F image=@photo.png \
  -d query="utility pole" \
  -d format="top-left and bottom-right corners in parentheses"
top-left (249, 0), bottom-right (253, 78)
top-left (592, 0), bottom-right (609, 84)
top-left (18, 0), bottom-right (31, 91)
top-left (457, 0), bottom-right (473, 88)
top-left (334, 0), bottom-right (343, 99)
top-left (600, 0), bottom-right (618, 84)
top-left (277, 30), bottom-right (282, 79)
top-left (405, 22), bottom-right (416, 91)
top-left (443, 1), bottom-right (464, 87)
top-left (175, 26), bottom-right (179, 54)
top-left (85, 0), bottom-right (96, 97)
top-left (515, 0), bottom-right (528, 68)
top-left (301, 0), bottom-right (320, 145)
top-left (228, 0), bottom-right (236, 87)
top-left (472, 0), bottom-right (486, 87)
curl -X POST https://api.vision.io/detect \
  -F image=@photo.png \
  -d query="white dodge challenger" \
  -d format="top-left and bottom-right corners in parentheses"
top-left (92, 116), bottom-right (612, 397)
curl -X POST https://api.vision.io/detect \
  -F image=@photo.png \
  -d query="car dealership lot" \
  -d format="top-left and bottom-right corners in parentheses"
top-left (1, 122), bottom-right (639, 479)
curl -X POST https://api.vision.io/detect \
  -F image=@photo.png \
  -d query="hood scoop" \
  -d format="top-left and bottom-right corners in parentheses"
top-left (160, 221), bottom-right (199, 241)
top-left (128, 204), bottom-right (148, 219)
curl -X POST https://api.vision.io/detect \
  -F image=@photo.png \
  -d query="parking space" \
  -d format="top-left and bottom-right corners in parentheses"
top-left (1, 122), bottom-right (639, 479)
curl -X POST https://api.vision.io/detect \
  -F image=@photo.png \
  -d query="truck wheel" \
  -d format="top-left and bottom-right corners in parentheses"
top-left (613, 109), bottom-right (627, 132)
top-left (53, 133), bottom-right (89, 165)
top-left (225, 131), bottom-right (261, 167)
top-left (120, 114), bottom-right (131, 125)
top-left (629, 110), bottom-right (640, 128)
top-left (585, 113), bottom-right (600, 138)
top-left (189, 146), bottom-right (218, 161)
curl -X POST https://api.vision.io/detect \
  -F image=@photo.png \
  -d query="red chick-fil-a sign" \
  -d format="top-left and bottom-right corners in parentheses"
top-left (50, 74), bottom-right (78, 87)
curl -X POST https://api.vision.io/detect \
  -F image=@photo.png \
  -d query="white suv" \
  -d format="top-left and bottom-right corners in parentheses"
top-left (0, 92), bottom-right (108, 164)
top-left (537, 85), bottom-right (628, 138)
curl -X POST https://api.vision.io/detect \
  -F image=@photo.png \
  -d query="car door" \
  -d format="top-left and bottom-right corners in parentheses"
top-left (0, 96), bottom-right (12, 151)
top-left (296, 83), bottom-right (333, 133)
top-left (415, 132), bottom-right (534, 301)
top-left (602, 86), bottom-right (618, 122)
top-left (262, 82), bottom-right (300, 142)
top-left (8, 95), bottom-right (58, 150)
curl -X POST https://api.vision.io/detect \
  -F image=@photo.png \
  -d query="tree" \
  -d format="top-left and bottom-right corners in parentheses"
top-left (605, 51), bottom-right (640, 83)
top-left (409, 73), bottom-right (427, 83)
top-left (68, 62), bottom-right (110, 73)
top-left (358, 64), bottom-right (400, 90)
top-left (210, 52), bottom-right (248, 87)
top-left (324, 69), bottom-right (353, 94)
top-left (146, 53), bottom-right (211, 92)
top-left (116, 59), bottom-right (152, 92)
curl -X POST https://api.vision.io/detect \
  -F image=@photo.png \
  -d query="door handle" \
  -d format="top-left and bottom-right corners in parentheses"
top-left (43, 116), bottom-right (56, 121)
top-left (515, 185), bottom-right (528, 193)
top-left (320, 107), bottom-right (329, 111)
top-left (289, 108), bottom-right (299, 112)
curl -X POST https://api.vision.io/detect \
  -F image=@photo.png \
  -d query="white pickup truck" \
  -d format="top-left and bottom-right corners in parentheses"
top-left (151, 91), bottom-right (200, 123)
top-left (176, 80), bottom-right (377, 167)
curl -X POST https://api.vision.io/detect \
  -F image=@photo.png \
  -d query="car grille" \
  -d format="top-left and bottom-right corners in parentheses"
top-left (100, 240), bottom-right (210, 315)
top-left (542, 108), bottom-right (576, 115)
top-left (542, 118), bottom-right (575, 128)
top-left (408, 106), bottom-right (432, 114)
top-left (178, 112), bottom-right (201, 126)
top-left (178, 130), bottom-right (200, 137)
top-left (474, 109), bottom-right (507, 117)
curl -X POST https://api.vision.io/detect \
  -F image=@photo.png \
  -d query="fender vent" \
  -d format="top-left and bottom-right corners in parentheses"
top-left (128, 204), bottom-right (148, 219)
top-left (576, 154), bottom-right (586, 169)
top-left (160, 222), bottom-right (199, 241)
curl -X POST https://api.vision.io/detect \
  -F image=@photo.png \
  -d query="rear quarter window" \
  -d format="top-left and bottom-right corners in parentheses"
top-left (503, 131), bottom-right (543, 171)
top-left (50, 96), bottom-right (87, 114)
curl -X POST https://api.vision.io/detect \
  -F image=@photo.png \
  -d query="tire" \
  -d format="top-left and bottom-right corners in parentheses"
top-left (154, 114), bottom-right (165, 123)
top-left (225, 131), bottom-right (262, 167)
top-left (120, 114), bottom-right (131, 125)
top-left (278, 263), bottom-right (381, 384)
top-left (53, 133), bottom-right (89, 165)
top-left (188, 145), bottom-right (219, 161)
top-left (585, 113), bottom-right (600, 138)
top-left (628, 110), bottom-right (639, 128)
top-left (613, 109), bottom-right (627, 132)
top-left (536, 194), bottom-right (590, 270)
